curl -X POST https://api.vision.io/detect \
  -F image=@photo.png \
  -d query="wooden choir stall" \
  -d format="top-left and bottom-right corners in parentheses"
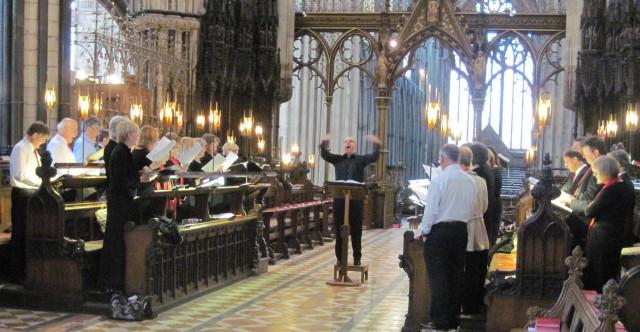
top-left (1, 153), bottom-right (271, 313)
top-left (398, 154), bottom-right (640, 331)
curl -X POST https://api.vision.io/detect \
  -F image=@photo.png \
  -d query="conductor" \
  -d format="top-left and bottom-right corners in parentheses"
top-left (320, 134), bottom-right (381, 266)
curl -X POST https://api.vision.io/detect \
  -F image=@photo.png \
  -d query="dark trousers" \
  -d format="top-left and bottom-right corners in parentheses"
top-left (584, 223), bottom-right (623, 292)
top-left (566, 214), bottom-right (589, 250)
top-left (425, 222), bottom-right (467, 328)
top-left (10, 187), bottom-right (37, 281)
top-left (462, 249), bottom-right (488, 314)
top-left (333, 199), bottom-right (363, 262)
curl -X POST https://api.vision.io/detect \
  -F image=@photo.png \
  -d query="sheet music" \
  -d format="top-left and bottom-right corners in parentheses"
top-left (408, 179), bottom-right (430, 204)
top-left (179, 144), bottom-right (205, 166)
top-left (211, 212), bottom-right (234, 219)
top-left (87, 148), bottom-right (104, 162)
top-left (202, 159), bottom-right (214, 172)
top-left (215, 153), bottom-right (238, 172)
top-left (552, 197), bottom-right (572, 213)
top-left (333, 180), bottom-right (364, 184)
top-left (147, 137), bottom-right (175, 163)
top-left (422, 164), bottom-right (442, 180)
top-left (198, 176), bottom-right (225, 188)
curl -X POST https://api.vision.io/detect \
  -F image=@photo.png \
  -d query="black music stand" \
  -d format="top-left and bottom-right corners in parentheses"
top-left (325, 181), bottom-right (369, 287)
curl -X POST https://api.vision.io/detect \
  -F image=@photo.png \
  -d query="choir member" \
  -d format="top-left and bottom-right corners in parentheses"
top-left (418, 144), bottom-right (475, 331)
top-left (608, 149), bottom-right (637, 246)
top-left (104, 115), bottom-right (129, 185)
top-left (99, 120), bottom-right (142, 292)
top-left (583, 156), bottom-right (634, 292)
top-left (561, 136), bottom-right (606, 249)
top-left (571, 136), bottom-right (586, 153)
top-left (561, 150), bottom-right (589, 195)
top-left (98, 129), bottom-right (110, 148)
top-left (189, 134), bottom-right (220, 172)
top-left (468, 143), bottom-right (499, 247)
top-left (487, 146), bottom-right (503, 241)
top-left (73, 116), bottom-right (102, 163)
top-left (8, 122), bottom-right (50, 283)
top-left (320, 134), bottom-right (380, 266)
top-left (46, 118), bottom-right (78, 165)
top-left (459, 146), bottom-right (489, 315)
top-left (164, 133), bottom-right (183, 169)
top-left (132, 125), bottom-right (160, 195)
top-left (222, 141), bottom-right (239, 156)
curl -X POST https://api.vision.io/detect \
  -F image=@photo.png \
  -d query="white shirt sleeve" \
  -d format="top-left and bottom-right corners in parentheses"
top-left (419, 178), bottom-right (441, 235)
top-left (10, 142), bottom-right (41, 188)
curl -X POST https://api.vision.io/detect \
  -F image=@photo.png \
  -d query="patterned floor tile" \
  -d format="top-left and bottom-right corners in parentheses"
top-left (0, 228), bottom-right (412, 331)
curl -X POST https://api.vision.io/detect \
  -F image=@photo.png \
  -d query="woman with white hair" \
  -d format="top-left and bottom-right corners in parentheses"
top-left (99, 119), bottom-right (141, 293)
top-left (583, 155), bottom-right (635, 292)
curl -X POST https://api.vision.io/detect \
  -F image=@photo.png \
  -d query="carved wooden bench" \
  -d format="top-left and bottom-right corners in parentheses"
top-left (511, 247), bottom-right (627, 332)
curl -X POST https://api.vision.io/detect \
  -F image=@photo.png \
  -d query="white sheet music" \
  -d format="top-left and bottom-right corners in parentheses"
top-left (147, 137), bottom-right (175, 163)
top-left (215, 153), bottom-right (238, 172)
top-left (422, 164), bottom-right (442, 180)
top-left (179, 144), bottom-right (205, 166)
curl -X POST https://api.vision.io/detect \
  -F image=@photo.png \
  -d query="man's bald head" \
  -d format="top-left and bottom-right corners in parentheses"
top-left (57, 118), bottom-right (78, 144)
top-left (344, 136), bottom-right (357, 156)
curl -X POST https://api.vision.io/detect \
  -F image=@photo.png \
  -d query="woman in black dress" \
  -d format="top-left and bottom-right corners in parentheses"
top-left (584, 155), bottom-right (635, 292)
top-left (99, 120), bottom-right (141, 292)
top-left (132, 126), bottom-right (159, 195)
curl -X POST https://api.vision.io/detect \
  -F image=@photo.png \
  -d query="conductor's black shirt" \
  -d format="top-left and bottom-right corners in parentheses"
top-left (319, 140), bottom-right (380, 182)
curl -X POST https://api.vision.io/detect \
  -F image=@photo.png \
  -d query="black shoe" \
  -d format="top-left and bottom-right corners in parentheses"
top-left (354, 258), bottom-right (361, 266)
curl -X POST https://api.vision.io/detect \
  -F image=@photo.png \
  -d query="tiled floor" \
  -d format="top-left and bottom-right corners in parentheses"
top-left (0, 228), bottom-right (411, 331)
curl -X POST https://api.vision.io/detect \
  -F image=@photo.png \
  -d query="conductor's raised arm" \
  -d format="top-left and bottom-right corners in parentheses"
top-left (319, 134), bottom-right (342, 164)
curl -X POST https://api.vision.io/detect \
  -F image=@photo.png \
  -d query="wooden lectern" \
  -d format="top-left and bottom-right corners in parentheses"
top-left (325, 181), bottom-right (369, 287)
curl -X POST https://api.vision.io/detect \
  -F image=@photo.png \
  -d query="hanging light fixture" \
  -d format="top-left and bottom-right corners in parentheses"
top-left (525, 146), bottom-right (537, 166)
top-left (257, 138), bottom-right (265, 153)
top-left (196, 112), bottom-right (206, 130)
top-left (440, 114), bottom-right (449, 137)
top-left (626, 102), bottom-right (638, 132)
top-left (449, 121), bottom-right (462, 142)
top-left (537, 94), bottom-right (552, 128)
top-left (308, 154), bottom-right (315, 169)
top-left (597, 120), bottom-right (607, 138)
top-left (130, 102), bottom-right (144, 124)
top-left (78, 95), bottom-right (90, 120)
top-left (93, 95), bottom-right (102, 117)
top-left (606, 116), bottom-right (618, 137)
top-left (425, 101), bottom-right (440, 129)
top-left (44, 83), bottom-right (57, 112)
top-left (226, 131), bottom-right (236, 144)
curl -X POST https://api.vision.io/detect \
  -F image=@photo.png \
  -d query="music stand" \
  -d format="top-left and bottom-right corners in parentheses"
top-left (325, 181), bottom-right (369, 287)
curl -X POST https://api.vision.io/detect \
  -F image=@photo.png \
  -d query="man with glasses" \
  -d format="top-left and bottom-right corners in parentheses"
top-left (73, 116), bottom-right (103, 163)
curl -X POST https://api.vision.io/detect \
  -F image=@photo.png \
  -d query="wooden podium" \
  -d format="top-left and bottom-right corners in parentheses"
top-left (325, 181), bottom-right (369, 287)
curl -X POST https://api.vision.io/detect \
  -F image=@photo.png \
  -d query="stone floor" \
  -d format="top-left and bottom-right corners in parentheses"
top-left (0, 228), bottom-right (416, 331)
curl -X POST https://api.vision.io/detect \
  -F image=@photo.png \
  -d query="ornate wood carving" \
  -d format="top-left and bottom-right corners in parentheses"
top-left (197, 0), bottom-right (280, 152)
top-left (295, 13), bottom-right (566, 32)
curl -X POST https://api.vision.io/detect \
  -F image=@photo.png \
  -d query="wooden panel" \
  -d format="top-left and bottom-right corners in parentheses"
top-left (0, 186), bottom-right (11, 232)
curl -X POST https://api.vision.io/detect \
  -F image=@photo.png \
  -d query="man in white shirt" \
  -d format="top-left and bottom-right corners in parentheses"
top-left (47, 118), bottom-right (78, 165)
top-left (418, 144), bottom-right (476, 331)
top-left (9, 121), bottom-right (50, 283)
top-left (73, 116), bottom-right (102, 163)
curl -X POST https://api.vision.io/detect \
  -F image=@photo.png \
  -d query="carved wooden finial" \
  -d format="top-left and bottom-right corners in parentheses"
top-left (565, 246), bottom-right (588, 281)
top-left (595, 280), bottom-right (626, 328)
top-left (531, 153), bottom-right (560, 203)
top-left (35, 150), bottom-right (57, 182)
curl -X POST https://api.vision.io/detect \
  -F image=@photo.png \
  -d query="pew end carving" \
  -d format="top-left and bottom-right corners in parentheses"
top-left (522, 247), bottom-right (626, 332)
top-left (487, 154), bottom-right (572, 332)
top-left (399, 230), bottom-right (430, 332)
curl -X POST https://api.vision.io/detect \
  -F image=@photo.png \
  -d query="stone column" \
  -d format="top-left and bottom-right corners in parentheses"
top-left (375, 95), bottom-right (390, 182)
top-left (471, 87), bottom-right (485, 140)
top-left (11, 0), bottom-right (26, 143)
top-left (323, 94), bottom-right (333, 181)
top-left (58, 0), bottom-right (71, 120)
